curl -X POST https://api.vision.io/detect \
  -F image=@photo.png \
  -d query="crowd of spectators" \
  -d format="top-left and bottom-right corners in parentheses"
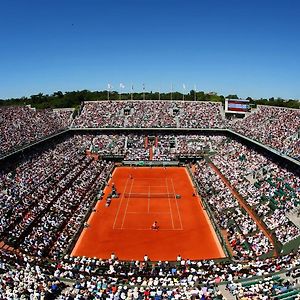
top-left (125, 135), bottom-right (149, 161)
top-left (211, 138), bottom-right (300, 245)
top-left (72, 100), bottom-right (226, 129)
top-left (2, 102), bottom-right (299, 165)
top-left (1, 247), bottom-right (300, 299)
top-left (0, 136), bottom-right (85, 237)
top-left (194, 160), bottom-right (273, 260)
top-left (126, 101), bottom-right (178, 128)
top-left (0, 249), bottom-right (66, 299)
top-left (20, 159), bottom-right (112, 257)
top-left (73, 101), bottom-right (300, 162)
top-left (1, 132), bottom-right (299, 255)
top-left (177, 102), bottom-right (225, 129)
top-left (0, 135), bottom-right (112, 258)
top-left (231, 105), bottom-right (300, 161)
top-left (285, 138), bottom-right (300, 161)
top-left (176, 135), bottom-right (226, 155)
top-left (90, 134), bottom-right (126, 156)
top-left (0, 110), bottom-right (300, 299)
top-left (73, 101), bottom-right (126, 128)
top-left (152, 135), bottom-right (177, 161)
top-left (87, 134), bottom-right (228, 162)
top-left (0, 106), bottom-right (72, 157)
top-left (226, 275), bottom-right (299, 299)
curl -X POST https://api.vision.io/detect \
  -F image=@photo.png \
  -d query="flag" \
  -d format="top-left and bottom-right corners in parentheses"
top-left (131, 84), bottom-right (134, 91)
top-left (194, 84), bottom-right (197, 91)
top-left (108, 83), bottom-right (112, 89)
top-left (142, 83), bottom-right (145, 91)
top-left (183, 84), bottom-right (186, 90)
top-left (120, 83), bottom-right (125, 89)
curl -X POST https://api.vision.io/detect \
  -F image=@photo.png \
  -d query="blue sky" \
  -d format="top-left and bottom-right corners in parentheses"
top-left (0, 0), bottom-right (300, 99)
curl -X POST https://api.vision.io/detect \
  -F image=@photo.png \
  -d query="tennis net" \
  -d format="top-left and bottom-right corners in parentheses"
top-left (124, 193), bottom-right (180, 199)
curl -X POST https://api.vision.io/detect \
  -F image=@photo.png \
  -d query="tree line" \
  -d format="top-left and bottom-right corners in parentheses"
top-left (0, 90), bottom-right (299, 109)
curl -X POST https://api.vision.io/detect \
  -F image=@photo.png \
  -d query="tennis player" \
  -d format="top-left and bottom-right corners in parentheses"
top-left (151, 221), bottom-right (159, 231)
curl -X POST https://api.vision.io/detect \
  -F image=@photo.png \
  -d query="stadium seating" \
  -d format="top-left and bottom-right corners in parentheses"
top-left (0, 106), bottom-right (72, 157)
top-left (2, 102), bottom-right (299, 163)
top-left (72, 100), bottom-right (226, 129)
top-left (231, 105), bottom-right (300, 161)
top-left (211, 138), bottom-right (300, 245)
top-left (0, 100), bottom-right (300, 299)
top-left (73, 101), bottom-right (299, 161)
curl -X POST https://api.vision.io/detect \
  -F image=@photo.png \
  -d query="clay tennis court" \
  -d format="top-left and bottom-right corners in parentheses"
top-left (71, 166), bottom-right (225, 261)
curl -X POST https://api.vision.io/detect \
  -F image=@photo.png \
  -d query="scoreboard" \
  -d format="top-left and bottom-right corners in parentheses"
top-left (225, 99), bottom-right (250, 114)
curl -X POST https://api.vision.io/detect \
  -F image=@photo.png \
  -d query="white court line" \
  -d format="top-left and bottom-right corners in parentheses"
top-left (129, 185), bottom-right (168, 188)
top-left (126, 211), bottom-right (170, 215)
top-left (148, 185), bottom-right (150, 213)
top-left (114, 228), bottom-right (184, 231)
top-left (171, 178), bottom-right (183, 230)
top-left (120, 178), bottom-right (134, 229)
top-left (166, 178), bottom-right (175, 229)
top-left (113, 177), bottom-right (130, 229)
top-left (124, 193), bottom-right (174, 197)
top-left (130, 177), bottom-right (166, 180)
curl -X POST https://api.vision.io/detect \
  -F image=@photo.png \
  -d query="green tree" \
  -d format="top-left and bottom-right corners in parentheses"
top-left (226, 94), bottom-right (238, 99)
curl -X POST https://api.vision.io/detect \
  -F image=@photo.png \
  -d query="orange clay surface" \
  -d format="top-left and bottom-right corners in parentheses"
top-left (71, 167), bottom-right (225, 261)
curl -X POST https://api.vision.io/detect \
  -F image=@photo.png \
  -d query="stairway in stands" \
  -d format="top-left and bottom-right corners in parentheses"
top-left (0, 241), bottom-right (19, 253)
top-left (149, 146), bottom-right (153, 160)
